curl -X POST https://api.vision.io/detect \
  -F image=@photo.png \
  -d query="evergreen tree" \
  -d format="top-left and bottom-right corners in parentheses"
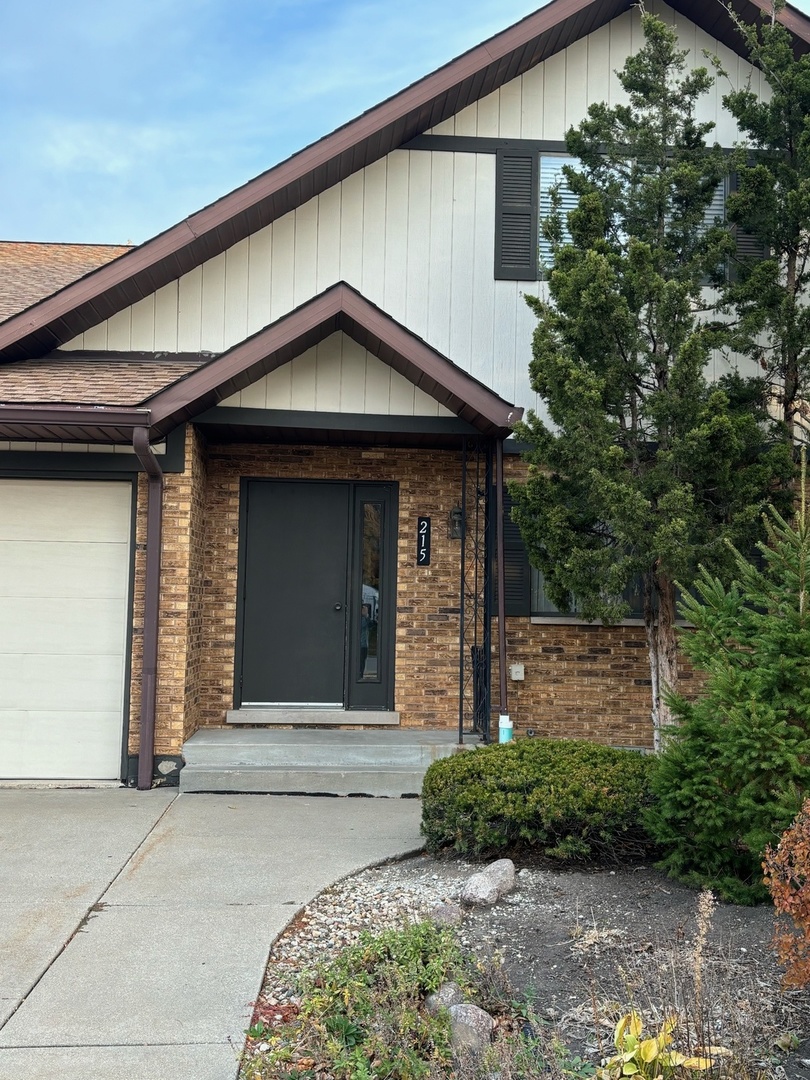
top-left (647, 461), bottom-right (810, 903)
top-left (717, 0), bottom-right (810, 440)
top-left (511, 10), bottom-right (793, 746)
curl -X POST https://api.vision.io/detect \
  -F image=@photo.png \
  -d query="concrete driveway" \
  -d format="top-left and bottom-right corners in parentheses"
top-left (0, 788), bottom-right (423, 1080)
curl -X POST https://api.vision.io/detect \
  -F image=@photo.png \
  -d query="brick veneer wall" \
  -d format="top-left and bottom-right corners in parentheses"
top-left (498, 455), bottom-right (698, 750)
top-left (194, 442), bottom-right (466, 733)
top-left (133, 433), bottom-right (697, 757)
top-left (128, 426), bottom-right (208, 757)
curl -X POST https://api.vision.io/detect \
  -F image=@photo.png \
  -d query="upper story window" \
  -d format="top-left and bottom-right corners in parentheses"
top-left (494, 147), bottom-right (763, 282)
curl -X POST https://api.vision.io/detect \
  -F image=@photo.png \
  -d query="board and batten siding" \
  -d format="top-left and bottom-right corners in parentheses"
top-left (427, 0), bottom-right (769, 144)
top-left (220, 331), bottom-right (457, 416)
top-left (64, 0), bottom-right (768, 413)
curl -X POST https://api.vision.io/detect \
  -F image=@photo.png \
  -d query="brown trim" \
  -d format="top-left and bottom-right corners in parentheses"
top-left (132, 428), bottom-right (163, 791)
top-left (495, 438), bottom-right (508, 716)
top-left (146, 282), bottom-right (522, 437)
top-left (0, 404), bottom-right (152, 444)
top-left (0, 404), bottom-right (148, 426)
top-left (1, 0), bottom-right (807, 362)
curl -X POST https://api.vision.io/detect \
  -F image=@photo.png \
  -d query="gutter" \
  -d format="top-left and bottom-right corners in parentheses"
top-left (132, 427), bottom-right (164, 790)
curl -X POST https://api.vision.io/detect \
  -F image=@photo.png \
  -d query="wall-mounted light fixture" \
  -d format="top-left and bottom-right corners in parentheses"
top-left (449, 504), bottom-right (465, 541)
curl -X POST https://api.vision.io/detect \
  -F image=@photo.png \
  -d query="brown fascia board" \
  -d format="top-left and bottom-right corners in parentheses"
top-left (145, 282), bottom-right (522, 437)
top-left (1, 0), bottom-right (808, 366)
top-left (0, 403), bottom-right (150, 443)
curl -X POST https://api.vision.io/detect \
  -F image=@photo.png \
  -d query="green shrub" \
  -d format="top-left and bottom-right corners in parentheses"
top-left (421, 737), bottom-right (656, 860)
top-left (242, 921), bottom-right (466, 1079)
top-left (646, 485), bottom-right (810, 904)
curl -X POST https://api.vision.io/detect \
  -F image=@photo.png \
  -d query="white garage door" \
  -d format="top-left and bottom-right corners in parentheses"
top-left (0, 479), bottom-right (132, 780)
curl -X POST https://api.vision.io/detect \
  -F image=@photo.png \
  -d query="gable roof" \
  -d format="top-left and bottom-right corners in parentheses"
top-left (0, 242), bottom-right (132, 323)
top-left (0, 283), bottom-right (522, 443)
top-left (1, 0), bottom-right (807, 365)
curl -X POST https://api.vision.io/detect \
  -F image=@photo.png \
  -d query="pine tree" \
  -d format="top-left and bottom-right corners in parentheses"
top-left (511, 10), bottom-right (793, 747)
top-left (647, 458), bottom-right (810, 903)
top-left (716, 0), bottom-right (810, 440)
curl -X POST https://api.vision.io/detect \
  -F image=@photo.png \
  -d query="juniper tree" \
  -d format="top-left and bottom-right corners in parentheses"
top-left (510, 11), bottom-right (793, 747)
top-left (716, 0), bottom-right (810, 440)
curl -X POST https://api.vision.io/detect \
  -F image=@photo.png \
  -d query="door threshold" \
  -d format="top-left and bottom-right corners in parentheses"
top-left (226, 708), bottom-right (400, 726)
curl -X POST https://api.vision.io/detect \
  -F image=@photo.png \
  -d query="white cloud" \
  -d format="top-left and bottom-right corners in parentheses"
top-left (40, 120), bottom-right (181, 176)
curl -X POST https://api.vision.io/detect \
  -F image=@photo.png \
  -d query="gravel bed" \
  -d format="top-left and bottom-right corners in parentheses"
top-left (259, 853), bottom-right (474, 1005)
top-left (245, 852), bottom-right (810, 1079)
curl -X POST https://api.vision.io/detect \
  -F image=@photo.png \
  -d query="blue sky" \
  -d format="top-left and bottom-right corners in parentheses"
top-left (2, 0), bottom-right (808, 246)
top-left (0, 0), bottom-right (540, 245)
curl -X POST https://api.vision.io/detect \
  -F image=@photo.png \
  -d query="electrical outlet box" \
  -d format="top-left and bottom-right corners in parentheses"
top-left (509, 663), bottom-right (525, 681)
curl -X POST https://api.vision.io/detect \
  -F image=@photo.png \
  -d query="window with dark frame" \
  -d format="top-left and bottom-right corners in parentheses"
top-left (494, 149), bottom-right (766, 281)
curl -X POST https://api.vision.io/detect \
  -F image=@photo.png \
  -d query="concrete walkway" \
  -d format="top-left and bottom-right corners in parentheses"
top-left (0, 789), bottom-right (424, 1080)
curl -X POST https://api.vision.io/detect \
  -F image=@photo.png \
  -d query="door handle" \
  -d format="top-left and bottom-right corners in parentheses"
top-left (334, 603), bottom-right (343, 611)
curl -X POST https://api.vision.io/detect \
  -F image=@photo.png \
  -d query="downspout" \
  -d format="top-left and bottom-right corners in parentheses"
top-left (495, 438), bottom-right (509, 725)
top-left (133, 427), bottom-right (163, 790)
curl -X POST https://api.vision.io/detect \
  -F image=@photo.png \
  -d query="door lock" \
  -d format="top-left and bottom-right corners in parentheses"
top-left (334, 603), bottom-right (343, 611)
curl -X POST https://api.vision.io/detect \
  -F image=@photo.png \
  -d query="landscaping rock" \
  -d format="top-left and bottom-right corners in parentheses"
top-left (460, 858), bottom-right (516, 906)
top-left (425, 981), bottom-right (464, 1015)
top-left (487, 859), bottom-right (516, 895)
top-left (447, 1002), bottom-right (494, 1052)
top-left (429, 901), bottom-right (463, 927)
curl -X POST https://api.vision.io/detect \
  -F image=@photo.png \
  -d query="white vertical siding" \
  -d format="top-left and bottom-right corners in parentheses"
top-left (220, 331), bottom-right (455, 416)
top-left (61, 1), bottom-right (767, 420)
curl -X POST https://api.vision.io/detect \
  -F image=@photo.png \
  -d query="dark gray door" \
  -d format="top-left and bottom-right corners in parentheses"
top-left (240, 481), bottom-right (350, 705)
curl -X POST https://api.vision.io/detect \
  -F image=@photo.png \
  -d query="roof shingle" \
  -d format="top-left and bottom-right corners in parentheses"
top-left (0, 241), bottom-right (132, 322)
top-left (0, 356), bottom-right (206, 406)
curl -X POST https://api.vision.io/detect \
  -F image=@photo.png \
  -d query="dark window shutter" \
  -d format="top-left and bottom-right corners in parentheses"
top-left (729, 172), bottom-right (768, 276)
top-left (498, 491), bottom-right (531, 617)
top-left (495, 149), bottom-right (539, 280)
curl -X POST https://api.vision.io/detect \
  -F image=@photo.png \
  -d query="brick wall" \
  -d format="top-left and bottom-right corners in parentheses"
top-left (128, 426), bottom-right (208, 756)
top-left (131, 432), bottom-right (687, 758)
top-left (194, 442), bottom-right (466, 732)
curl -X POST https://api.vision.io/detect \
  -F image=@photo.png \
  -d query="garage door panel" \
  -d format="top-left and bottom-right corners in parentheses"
top-left (0, 542), bottom-right (129, 599)
top-left (0, 479), bottom-right (132, 781)
top-left (0, 480), bottom-right (131, 543)
top-left (0, 654), bottom-right (127, 712)
top-left (0, 711), bottom-right (124, 780)
top-left (0, 598), bottom-right (129, 654)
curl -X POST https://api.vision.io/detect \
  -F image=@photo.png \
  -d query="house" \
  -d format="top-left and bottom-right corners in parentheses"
top-left (1, 0), bottom-right (806, 788)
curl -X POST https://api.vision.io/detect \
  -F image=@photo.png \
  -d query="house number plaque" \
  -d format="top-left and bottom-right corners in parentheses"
top-left (417, 517), bottom-right (431, 565)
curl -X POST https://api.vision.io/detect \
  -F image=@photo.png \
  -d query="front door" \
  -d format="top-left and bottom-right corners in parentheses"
top-left (237, 480), bottom-right (396, 709)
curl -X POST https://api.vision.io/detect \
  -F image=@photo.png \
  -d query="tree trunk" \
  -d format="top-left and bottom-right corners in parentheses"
top-left (645, 574), bottom-right (680, 752)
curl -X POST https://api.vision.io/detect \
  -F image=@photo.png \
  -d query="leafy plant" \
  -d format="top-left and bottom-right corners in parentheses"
top-left (596, 1011), bottom-right (729, 1079)
top-left (421, 738), bottom-right (656, 860)
top-left (763, 796), bottom-right (810, 988)
top-left (242, 921), bottom-right (466, 1079)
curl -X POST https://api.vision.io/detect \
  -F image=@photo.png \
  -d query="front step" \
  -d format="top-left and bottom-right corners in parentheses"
top-left (179, 728), bottom-right (461, 797)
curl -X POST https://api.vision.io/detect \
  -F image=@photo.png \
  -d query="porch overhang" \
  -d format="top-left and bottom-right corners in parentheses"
top-left (0, 285), bottom-right (520, 446)
top-left (145, 282), bottom-right (522, 441)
